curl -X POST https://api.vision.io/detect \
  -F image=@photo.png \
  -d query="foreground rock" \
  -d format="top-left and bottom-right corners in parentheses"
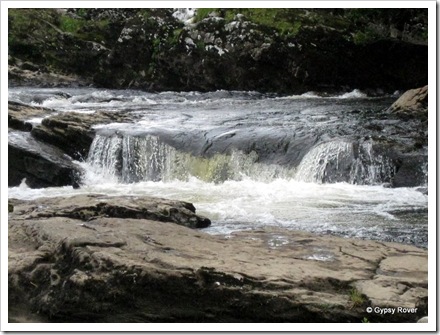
top-left (9, 195), bottom-right (427, 322)
top-left (8, 194), bottom-right (211, 229)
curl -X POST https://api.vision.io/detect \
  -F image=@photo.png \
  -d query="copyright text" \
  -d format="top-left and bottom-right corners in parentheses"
top-left (366, 307), bottom-right (418, 315)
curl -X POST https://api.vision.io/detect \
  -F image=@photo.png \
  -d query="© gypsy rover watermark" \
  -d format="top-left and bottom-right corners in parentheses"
top-left (366, 306), bottom-right (418, 315)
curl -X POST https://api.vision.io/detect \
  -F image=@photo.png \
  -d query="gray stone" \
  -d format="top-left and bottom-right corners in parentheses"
top-left (8, 195), bottom-right (427, 323)
top-left (8, 130), bottom-right (83, 188)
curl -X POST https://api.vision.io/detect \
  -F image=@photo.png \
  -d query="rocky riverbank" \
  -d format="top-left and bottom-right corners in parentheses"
top-left (8, 8), bottom-right (427, 93)
top-left (8, 194), bottom-right (428, 323)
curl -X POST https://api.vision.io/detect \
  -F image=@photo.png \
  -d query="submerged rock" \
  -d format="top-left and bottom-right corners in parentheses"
top-left (9, 194), bottom-right (427, 323)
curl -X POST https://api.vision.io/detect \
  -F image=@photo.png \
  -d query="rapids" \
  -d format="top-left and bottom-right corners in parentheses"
top-left (8, 88), bottom-right (428, 247)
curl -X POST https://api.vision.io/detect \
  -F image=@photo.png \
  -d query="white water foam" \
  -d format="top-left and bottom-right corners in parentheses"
top-left (7, 87), bottom-right (427, 246)
top-left (8, 176), bottom-right (427, 241)
top-left (338, 89), bottom-right (368, 99)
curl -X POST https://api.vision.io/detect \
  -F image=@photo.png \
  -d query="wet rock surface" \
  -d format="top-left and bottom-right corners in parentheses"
top-left (8, 87), bottom-right (428, 188)
top-left (8, 131), bottom-right (83, 188)
top-left (8, 101), bottom-right (55, 132)
top-left (31, 110), bottom-right (135, 160)
top-left (8, 194), bottom-right (427, 322)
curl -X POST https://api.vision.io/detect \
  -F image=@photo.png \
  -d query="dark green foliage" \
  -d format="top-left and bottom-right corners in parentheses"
top-left (346, 8), bottom-right (428, 44)
top-left (8, 8), bottom-right (428, 92)
top-left (193, 8), bottom-right (428, 42)
top-left (8, 9), bottom-right (60, 63)
top-left (59, 16), bottom-right (85, 33)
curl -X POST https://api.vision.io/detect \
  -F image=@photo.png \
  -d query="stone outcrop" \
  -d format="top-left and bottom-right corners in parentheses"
top-left (7, 102), bottom-right (85, 188)
top-left (8, 131), bottom-right (82, 188)
top-left (8, 101), bottom-right (54, 131)
top-left (31, 110), bottom-right (133, 160)
top-left (6, 102), bottom-right (156, 188)
top-left (9, 193), bottom-right (211, 228)
top-left (8, 8), bottom-right (428, 94)
top-left (8, 194), bottom-right (427, 323)
top-left (388, 85), bottom-right (428, 113)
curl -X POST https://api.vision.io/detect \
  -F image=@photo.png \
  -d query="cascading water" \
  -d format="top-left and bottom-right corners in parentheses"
top-left (87, 134), bottom-right (398, 186)
top-left (295, 139), bottom-right (396, 185)
top-left (86, 133), bottom-right (297, 183)
top-left (121, 135), bottom-right (175, 182)
top-left (87, 134), bottom-right (122, 181)
top-left (9, 87), bottom-right (429, 248)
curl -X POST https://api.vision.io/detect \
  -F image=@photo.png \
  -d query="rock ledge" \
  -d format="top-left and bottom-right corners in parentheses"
top-left (9, 194), bottom-right (427, 323)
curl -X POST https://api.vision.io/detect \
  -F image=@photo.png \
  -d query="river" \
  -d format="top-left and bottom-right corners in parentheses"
top-left (8, 87), bottom-right (428, 247)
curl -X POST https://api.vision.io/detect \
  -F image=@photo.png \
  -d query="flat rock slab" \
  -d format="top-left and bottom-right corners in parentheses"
top-left (8, 101), bottom-right (56, 131)
top-left (8, 195), bottom-right (427, 323)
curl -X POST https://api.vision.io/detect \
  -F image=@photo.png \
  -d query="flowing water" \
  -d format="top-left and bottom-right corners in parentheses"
top-left (8, 88), bottom-right (428, 247)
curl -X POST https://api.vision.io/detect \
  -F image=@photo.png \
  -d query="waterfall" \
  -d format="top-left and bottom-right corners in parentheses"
top-left (121, 135), bottom-right (175, 182)
top-left (87, 134), bottom-right (398, 185)
top-left (295, 140), bottom-right (396, 185)
top-left (350, 141), bottom-right (396, 185)
top-left (87, 135), bottom-right (122, 180)
top-left (295, 140), bottom-right (354, 183)
top-left (87, 134), bottom-right (176, 183)
top-left (86, 134), bottom-right (297, 183)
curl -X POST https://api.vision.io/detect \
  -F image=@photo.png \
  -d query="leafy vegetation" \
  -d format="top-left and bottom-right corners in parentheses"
top-left (193, 8), bottom-right (428, 42)
top-left (59, 15), bottom-right (85, 33)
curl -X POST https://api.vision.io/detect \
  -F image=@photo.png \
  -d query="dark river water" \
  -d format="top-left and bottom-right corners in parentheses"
top-left (8, 88), bottom-right (428, 247)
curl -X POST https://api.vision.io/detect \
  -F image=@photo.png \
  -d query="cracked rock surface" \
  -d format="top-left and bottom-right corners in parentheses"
top-left (8, 194), bottom-right (427, 322)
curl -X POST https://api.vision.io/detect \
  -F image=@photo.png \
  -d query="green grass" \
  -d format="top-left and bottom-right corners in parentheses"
top-left (59, 16), bottom-right (85, 33)
top-left (227, 9), bottom-right (302, 35)
top-left (349, 288), bottom-right (365, 307)
top-left (194, 8), bottom-right (217, 22)
top-left (193, 8), bottom-right (351, 37)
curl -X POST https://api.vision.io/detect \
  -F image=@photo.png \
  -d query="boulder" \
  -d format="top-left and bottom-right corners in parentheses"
top-left (8, 131), bottom-right (83, 188)
top-left (388, 85), bottom-right (428, 113)
top-left (9, 194), bottom-right (427, 323)
top-left (10, 193), bottom-right (211, 228)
